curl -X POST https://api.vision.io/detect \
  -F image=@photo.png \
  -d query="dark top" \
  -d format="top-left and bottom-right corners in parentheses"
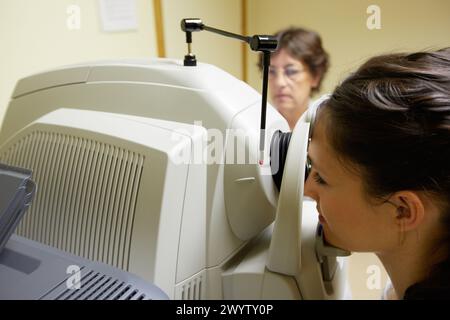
top-left (404, 283), bottom-right (450, 299)
top-left (404, 261), bottom-right (450, 300)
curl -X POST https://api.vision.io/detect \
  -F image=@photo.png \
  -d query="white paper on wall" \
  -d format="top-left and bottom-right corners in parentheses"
top-left (99, 0), bottom-right (138, 32)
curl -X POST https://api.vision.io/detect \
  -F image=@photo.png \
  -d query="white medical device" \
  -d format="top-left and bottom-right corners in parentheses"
top-left (0, 58), bottom-right (350, 299)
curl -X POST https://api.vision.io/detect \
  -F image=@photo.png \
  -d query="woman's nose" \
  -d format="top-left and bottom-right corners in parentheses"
top-left (274, 73), bottom-right (288, 87)
top-left (269, 70), bottom-right (288, 87)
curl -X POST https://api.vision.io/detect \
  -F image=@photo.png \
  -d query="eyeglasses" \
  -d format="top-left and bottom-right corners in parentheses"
top-left (268, 66), bottom-right (304, 81)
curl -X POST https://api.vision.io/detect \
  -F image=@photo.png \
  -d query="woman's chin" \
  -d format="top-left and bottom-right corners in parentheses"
top-left (323, 231), bottom-right (348, 251)
top-left (276, 102), bottom-right (295, 111)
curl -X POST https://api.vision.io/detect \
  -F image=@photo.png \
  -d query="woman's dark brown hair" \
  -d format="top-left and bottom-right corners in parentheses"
top-left (321, 47), bottom-right (450, 298)
top-left (259, 27), bottom-right (329, 93)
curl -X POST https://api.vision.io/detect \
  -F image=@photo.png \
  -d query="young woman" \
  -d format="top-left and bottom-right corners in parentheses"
top-left (304, 48), bottom-right (450, 299)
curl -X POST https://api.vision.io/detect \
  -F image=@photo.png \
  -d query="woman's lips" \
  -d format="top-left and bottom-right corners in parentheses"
top-left (317, 205), bottom-right (326, 223)
top-left (275, 94), bottom-right (292, 101)
top-left (318, 215), bottom-right (326, 224)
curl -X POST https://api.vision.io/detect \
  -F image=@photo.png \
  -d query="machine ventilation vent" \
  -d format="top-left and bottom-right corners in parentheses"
top-left (0, 131), bottom-right (144, 270)
top-left (180, 275), bottom-right (203, 300)
top-left (51, 269), bottom-right (149, 300)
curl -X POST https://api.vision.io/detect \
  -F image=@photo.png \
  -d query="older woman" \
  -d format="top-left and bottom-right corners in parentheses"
top-left (260, 27), bottom-right (329, 130)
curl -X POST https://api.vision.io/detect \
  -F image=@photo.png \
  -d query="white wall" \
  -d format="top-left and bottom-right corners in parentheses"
top-left (0, 0), bottom-right (157, 128)
top-left (161, 0), bottom-right (243, 80)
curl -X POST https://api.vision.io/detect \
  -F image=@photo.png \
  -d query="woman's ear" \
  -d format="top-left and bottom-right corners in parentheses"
top-left (390, 191), bottom-right (426, 231)
top-left (311, 75), bottom-right (320, 89)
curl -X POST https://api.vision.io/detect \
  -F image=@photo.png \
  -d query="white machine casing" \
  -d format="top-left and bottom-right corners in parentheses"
top-left (0, 59), bottom-right (349, 299)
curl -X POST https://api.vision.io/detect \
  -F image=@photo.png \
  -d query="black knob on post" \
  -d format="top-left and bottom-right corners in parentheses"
top-left (249, 35), bottom-right (278, 52)
top-left (181, 18), bottom-right (204, 32)
top-left (184, 54), bottom-right (197, 66)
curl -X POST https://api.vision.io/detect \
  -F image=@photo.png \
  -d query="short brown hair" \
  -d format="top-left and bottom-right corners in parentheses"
top-left (259, 27), bottom-right (329, 93)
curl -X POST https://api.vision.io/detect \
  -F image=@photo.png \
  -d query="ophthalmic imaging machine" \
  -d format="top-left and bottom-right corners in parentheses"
top-left (0, 19), bottom-right (351, 300)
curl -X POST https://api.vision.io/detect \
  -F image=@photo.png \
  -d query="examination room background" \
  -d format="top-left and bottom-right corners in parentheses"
top-left (1, 0), bottom-right (449, 300)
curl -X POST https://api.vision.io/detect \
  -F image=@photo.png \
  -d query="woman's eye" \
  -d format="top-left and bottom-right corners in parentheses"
top-left (285, 68), bottom-right (299, 77)
top-left (313, 172), bottom-right (327, 185)
top-left (268, 68), bottom-right (280, 77)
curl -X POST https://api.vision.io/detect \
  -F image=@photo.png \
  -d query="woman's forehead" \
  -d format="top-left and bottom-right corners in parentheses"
top-left (271, 49), bottom-right (303, 65)
top-left (308, 120), bottom-right (331, 166)
top-left (309, 117), bottom-right (345, 173)
top-left (310, 115), bottom-right (365, 182)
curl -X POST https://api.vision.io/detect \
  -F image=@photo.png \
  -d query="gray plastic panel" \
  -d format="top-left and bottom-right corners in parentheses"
top-left (0, 235), bottom-right (169, 300)
top-left (0, 163), bottom-right (36, 254)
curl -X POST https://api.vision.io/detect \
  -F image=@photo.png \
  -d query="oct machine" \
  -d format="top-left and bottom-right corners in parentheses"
top-left (0, 58), bottom-right (350, 299)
